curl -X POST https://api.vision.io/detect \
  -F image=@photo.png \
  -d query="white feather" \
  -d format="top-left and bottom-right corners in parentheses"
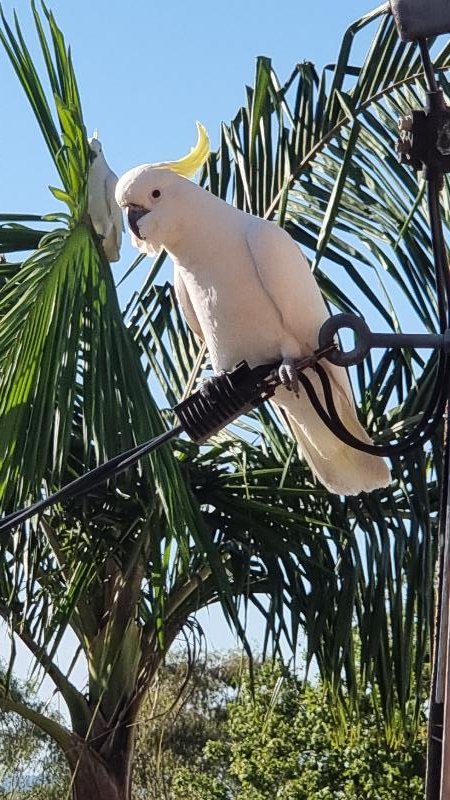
top-left (88, 137), bottom-right (123, 263)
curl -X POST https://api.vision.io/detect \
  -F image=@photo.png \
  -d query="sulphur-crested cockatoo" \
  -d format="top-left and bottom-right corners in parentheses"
top-left (115, 124), bottom-right (390, 495)
top-left (88, 134), bottom-right (124, 263)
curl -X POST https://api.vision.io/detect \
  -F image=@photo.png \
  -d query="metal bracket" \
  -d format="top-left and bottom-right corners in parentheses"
top-left (173, 361), bottom-right (277, 443)
top-left (173, 310), bottom-right (450, 443)
top-left (390, 0), bottom-right (450, 42)
top-left (396, 89), bottom-right (450, 180)
top-left (173, 346), bottom-right (336, 443)
top-left (318, 313), bottom-right (450, 366)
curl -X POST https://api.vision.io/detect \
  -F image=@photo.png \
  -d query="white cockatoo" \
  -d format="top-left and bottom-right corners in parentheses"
top-left (115, 124), bottom-right (390, 495)
top-left (88, 133), bottom-right (124, 263)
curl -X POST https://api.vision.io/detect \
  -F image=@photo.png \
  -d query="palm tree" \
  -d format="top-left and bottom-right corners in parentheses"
top-left (0, 3), bottom-right (447, 797)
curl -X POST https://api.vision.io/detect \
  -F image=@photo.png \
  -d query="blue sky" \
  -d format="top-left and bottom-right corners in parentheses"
top-left (0, 0), bottom-right (385, 307)
top-left (0, 0), bottom-right (385, 685)
top-left (0, 1), bottom-right (380, 215)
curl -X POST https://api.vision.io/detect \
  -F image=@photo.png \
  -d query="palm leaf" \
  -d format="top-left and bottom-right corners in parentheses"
top-left (0, 2), bottom-right (443, 740)
top-left (0, 3), bottom-right (243, 669)
top-left (126, 7), bottom-right (445, 725)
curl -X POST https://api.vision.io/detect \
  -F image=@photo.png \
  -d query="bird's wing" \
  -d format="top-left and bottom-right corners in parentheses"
top-left (246, 218), bottom-right (355, 407)
top-left (105, 170), bottom-right (125, 233)
top-left (245, 218), bottom-right (329, 348)
top-left (174, 266), bottom-right (205, 340)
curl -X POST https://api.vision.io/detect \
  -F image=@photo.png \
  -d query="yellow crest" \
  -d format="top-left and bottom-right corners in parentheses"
top-left (157, 122), bottom-right (210, 178)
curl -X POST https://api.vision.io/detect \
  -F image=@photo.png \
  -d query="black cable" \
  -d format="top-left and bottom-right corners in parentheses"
top-left (294, 359), bottom-right (448, 458)
top-left (0, 425), bottom-right (183, 537)
top-left (321, 360), bottom-right (447, 454)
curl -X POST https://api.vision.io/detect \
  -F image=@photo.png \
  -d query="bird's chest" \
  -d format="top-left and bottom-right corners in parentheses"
top-left (175, 259), bottom-right (285, 371)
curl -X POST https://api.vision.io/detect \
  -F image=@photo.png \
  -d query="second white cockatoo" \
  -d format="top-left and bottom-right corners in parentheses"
top-left (88, 134), bottom-right (124, 263)
top-left (115, 124), bottom-right (390, 495)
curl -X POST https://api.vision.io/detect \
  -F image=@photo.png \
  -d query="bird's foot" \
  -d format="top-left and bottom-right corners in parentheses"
top-left (200, 371), bottom-right (227, 399)
top-left (279, 358), bottom-right (300, 396)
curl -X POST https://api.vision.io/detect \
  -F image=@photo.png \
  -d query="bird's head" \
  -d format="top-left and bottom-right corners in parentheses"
top-left (88, 132), bottom-right (104, 164)
top-left (115, 122), bottom-right (210, 256)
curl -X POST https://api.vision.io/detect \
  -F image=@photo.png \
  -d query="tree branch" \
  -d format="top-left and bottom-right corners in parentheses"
top-left (0, 604), bottom-right (92, 736)
top-left (0, 693), bottom-right (74, 754)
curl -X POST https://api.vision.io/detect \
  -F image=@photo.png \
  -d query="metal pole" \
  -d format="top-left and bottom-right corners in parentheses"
top-left (439, 450), bottom-right (450, 797)
top-left (438, 388), bottom-right (450, 800)
top-left (426, 416), bottom-right (448, 798)
top-left (424, 171), bottom-right (450, 798)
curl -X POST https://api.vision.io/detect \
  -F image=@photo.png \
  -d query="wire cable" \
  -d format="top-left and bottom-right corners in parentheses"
top-left (0, 426), bottom-right (183, 537)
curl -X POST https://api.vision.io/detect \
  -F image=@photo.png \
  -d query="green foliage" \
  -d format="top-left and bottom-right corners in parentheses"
top-left (0, 5), bottom-right (445, 795)
top-left (142, 659), bottom-right (426, 800)
top-left (0, 667), bottom-right (69, 799)
top-left (209, 665), bottom-right (425, 799)
top-left (0, 1), bottom-right (89, 218)
top-left (0, 655), bottom-right (426, 800)
top-left (131, 650), bottom-right (241, 799)
top-left (0, 5), bottom-right (235, 735)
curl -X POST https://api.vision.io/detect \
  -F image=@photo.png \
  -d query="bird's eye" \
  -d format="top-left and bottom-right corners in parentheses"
top-left (151, 189), bottom-right (161, 199)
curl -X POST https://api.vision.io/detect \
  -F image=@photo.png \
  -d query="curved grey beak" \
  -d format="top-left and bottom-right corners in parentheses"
top-left (127, 204), bottom-right (149, 240)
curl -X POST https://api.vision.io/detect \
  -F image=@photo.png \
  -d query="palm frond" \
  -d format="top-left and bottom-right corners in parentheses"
top-left (125, 7), bottom-right (443, 725)
top-left (0, 4), bottom-right (244, 663)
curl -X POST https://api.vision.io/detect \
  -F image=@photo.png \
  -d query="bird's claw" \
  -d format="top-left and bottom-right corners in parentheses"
top-left (279, 358), bottom-right (300, 396)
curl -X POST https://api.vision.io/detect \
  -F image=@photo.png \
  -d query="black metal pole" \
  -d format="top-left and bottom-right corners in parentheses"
top-left (426, 421), bottom-right (448, 798)
top-left (424, 173), bottom-right (450, 798)
top-left (419, 36), bottom-right (450, 798)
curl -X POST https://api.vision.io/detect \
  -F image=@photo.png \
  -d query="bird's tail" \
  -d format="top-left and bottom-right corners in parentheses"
top-left (272, 366), bottom-right (390, 496)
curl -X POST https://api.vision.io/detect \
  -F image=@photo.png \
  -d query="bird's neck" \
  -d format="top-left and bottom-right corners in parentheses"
top-left (165, 184), bottom-right (242, 264)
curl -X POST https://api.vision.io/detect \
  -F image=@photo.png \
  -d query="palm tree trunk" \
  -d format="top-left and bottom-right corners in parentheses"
top-left (71, 759), bottom-right (129, 800)
top-left (67, 727), bottom-right (135, 800)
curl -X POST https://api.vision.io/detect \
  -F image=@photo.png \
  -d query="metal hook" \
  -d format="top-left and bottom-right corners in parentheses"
top-left (318, 312), bottom-right (450, 367)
